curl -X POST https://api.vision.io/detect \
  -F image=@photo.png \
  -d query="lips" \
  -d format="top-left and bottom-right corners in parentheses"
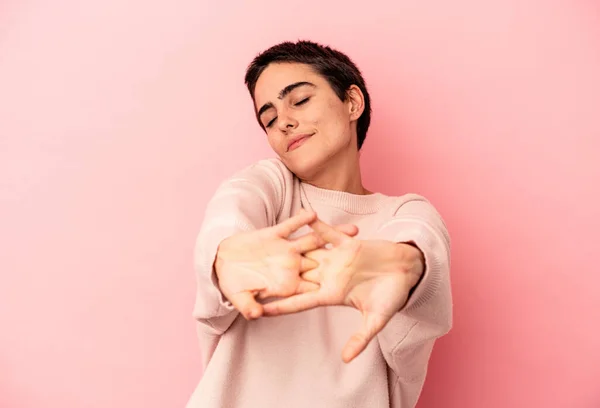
top-left (287, 134), bottom-right (312, 152)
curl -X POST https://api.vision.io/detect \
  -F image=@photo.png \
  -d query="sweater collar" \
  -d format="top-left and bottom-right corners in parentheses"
top-left (300, 182), bottom-right (387, 214)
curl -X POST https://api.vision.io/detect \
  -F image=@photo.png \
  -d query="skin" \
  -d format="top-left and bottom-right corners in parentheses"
top-left (215, 62), bottom-right (425, 363)
top-left (262, 218), bottom-right (424, 363)
top-left (215, 211), bottom-right (360, 320)
top-left (253, 62), bottom-right (369, 194)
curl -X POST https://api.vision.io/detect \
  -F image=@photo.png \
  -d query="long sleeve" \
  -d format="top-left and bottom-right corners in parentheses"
top-left (192, 158), bottom-right (292, 335)
top-left (374, 194), bottom-right (453, 380)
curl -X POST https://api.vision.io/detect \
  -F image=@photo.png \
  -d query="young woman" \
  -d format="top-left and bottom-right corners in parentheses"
top-left (186, 40), bottom-right (452, 408)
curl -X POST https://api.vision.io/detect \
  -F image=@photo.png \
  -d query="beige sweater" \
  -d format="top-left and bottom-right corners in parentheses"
top-left (186, 158), bottom-right (453, 408)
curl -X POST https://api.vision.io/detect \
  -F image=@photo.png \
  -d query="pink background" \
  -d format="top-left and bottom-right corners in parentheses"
top-left (1, 1), bottom-right (599, 407)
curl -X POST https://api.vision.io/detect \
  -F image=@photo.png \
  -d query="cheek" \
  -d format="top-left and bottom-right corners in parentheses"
top-left (321, 102), bottom-right (350, 133)
top-left (266, 132), bottom-right (285, 153)
top-left (266, 133), bottom-right (277, 149)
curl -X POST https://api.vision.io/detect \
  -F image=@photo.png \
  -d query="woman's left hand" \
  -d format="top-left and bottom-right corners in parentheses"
top-left (262, 217), bottom-right (425, 363)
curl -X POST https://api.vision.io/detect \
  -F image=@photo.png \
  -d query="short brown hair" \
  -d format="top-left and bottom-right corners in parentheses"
top-left (244, 40), bottom-right (372, 150)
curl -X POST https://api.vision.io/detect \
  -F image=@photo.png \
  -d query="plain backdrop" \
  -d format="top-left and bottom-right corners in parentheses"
top-left (1, 1), bottom-right (599, 407)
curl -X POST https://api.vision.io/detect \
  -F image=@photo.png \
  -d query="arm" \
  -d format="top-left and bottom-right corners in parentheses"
top-left (192, 158), bottom-right (290, 335)
top-left (259, 194), bottom-right (452, 366)
top-left (374, 194), bottom-right (453, 377)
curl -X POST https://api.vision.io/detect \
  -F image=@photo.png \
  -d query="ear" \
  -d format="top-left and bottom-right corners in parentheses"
top-left (346, 85), bottom-right (365, 121)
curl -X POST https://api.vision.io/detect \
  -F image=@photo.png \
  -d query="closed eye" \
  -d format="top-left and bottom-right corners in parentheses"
top-left (266, 117), bottom-right (277, 128)
top-left (265, 98), bottom-right (310, 128)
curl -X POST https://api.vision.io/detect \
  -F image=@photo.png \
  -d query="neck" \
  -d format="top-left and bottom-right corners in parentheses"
top-left (300, 146), bottom-right (370, 195)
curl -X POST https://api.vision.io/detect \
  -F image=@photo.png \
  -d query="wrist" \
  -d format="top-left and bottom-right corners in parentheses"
top-left (214, 237), bottom-right (232, 282)
top-left (396, 242), bottom-right (425, 289)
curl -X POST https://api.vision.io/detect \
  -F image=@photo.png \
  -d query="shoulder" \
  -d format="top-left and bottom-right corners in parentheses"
top-left (215, 157), bottom-right (296, 208)
top-left (379, 191), bottom-right (448, 229)
top-left (228, 157), bottom-right (293, 184)
top-left (379, 192), bottom-right (433, 214)
top-left (394, 193), bottom-right (432, 207)
top-left (217, 157), bottom-right (294, 189)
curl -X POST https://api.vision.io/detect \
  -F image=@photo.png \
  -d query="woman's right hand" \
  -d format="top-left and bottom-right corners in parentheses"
top-left (214, 210), bottom-right (358, 320)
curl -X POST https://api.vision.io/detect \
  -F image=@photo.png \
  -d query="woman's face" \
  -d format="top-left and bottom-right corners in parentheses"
top-left (253, 62), bottom-right (364, 180)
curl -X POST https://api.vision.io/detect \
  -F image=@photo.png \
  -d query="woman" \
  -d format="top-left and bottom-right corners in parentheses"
top-left (186, 40), bottom-right (452, 408)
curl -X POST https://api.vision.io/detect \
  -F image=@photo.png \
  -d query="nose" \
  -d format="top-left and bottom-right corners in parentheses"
top-left (277, 107), bottom-right (299, 132)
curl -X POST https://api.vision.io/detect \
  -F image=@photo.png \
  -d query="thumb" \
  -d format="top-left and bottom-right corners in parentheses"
top-left (334, 224), bottom-right (359, 237)
top-left (341, 312), bottom-right (388, 363)
top-left (228, 291), bottom-right (264, 320)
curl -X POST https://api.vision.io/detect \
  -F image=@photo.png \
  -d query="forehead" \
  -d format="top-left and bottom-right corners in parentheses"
top-left (253, 63), bottom-right (324, 106)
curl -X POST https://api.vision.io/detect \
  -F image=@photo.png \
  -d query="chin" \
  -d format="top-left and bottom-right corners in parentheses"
top-left (281, 152), bottom-right (326, 180)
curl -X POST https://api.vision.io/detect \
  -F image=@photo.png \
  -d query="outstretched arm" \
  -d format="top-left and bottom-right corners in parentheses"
top-left (261, 194), bottom-right (452, 366)
top-left (193, 159), bottom-right (288, 335)
top-left (193, 159), bottom-right (359, 335)
top-left (373, 194), bottom-right (452, 376)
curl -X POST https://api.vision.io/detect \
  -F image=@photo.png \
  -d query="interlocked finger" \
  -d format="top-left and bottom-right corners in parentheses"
top-left (300, 269), bottom-right (321, 284)
top-left (274, 210), bottom-right (316, 238)
top-left (290, 233), bottom-right (324, 253)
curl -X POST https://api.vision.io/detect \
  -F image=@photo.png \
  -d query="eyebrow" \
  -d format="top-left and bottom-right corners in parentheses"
top-left (256, 81), bottom-right (316, 122)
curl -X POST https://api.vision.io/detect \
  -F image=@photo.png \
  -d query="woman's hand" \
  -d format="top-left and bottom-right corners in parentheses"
top-left (215, 210), bottom-right (359, 320)
top-left (262, 218), bottom-right (424, 363)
